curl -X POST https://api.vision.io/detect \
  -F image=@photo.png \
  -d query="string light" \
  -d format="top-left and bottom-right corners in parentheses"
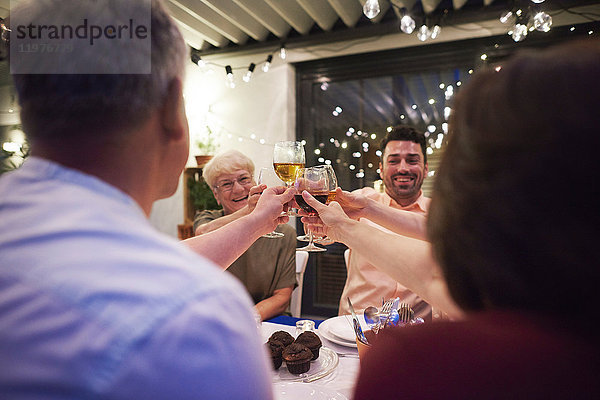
top-left (279, 45), bottom-right (287, 60)
top-left (243, 63), bottom-right (256, 83)
top-left (305, 69), bottom-right (474, 174)
top-left (193, 48), bottom-right (479, 175)
top-left (416, 24), bottom-right (430, 41)
top-left (400, 14), bottom-right (416, 34)
top-left (512, 23), bottom-right (528, 42)
top-left (262, 55), bottom-right (273, 72)
top-left (499, 1), bottom-right (553, 42)
top-left (225, 65), bottom-right (235, 88)
top-left (500, 10), bottom-right (513, 24)
top-left (190, 44), bottom-right (287, 88)
top-left (363, 0), bottom-right (380, 19)
top-left (533, 12), bottom-right (552, 32)
top-left (191, 51), bottom-right (205, 67)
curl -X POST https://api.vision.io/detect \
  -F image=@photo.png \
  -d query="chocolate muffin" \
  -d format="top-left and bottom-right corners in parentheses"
top-left (266, 339), bottom-right (285, 370)
top-left (294, 331), bottom-right (322, 360)
top-left (269, 330), bottom-right (294, 347)
top-left (282, 343), bottom-right (313, 375)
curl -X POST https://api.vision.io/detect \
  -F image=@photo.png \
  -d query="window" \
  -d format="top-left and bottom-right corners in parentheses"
top-left (293, 27), bottom-right (592, 317)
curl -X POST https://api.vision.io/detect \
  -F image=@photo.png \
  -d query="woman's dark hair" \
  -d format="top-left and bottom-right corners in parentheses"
top-left (427, 39), bottom-right (600, 323)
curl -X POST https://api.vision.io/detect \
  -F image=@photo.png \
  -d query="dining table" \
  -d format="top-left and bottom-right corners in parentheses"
top-left (263, 315), bottom-right (361, 400)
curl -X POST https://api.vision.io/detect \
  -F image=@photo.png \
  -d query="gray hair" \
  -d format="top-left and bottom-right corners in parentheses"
top-left (11, 0), bottom-right (187, 144)
top-left (202, 150), bottom-right (255, 188)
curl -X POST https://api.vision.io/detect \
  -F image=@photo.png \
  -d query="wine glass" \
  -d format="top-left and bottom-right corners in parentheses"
top-left (298, 164), bottom-right (337, 244)
top-left (257, 167), bottom-right (285, 238)
top-left (315, 165), bottom-right (338, 245)
top-left (294, 166), bottom-right (328, 252)
top-left (273, 141), bottom-right (305, 216)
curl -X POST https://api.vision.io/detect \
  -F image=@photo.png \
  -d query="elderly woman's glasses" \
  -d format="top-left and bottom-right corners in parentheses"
top-left (214, 175), bottom-right (253, 192)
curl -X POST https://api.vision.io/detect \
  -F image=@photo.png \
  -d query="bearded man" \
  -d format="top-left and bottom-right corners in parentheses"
top-left (338, 126), bottom-right (433, 320)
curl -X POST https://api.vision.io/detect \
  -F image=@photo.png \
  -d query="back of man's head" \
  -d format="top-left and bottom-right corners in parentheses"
top-left (10, 0), bottom-right (186, 148)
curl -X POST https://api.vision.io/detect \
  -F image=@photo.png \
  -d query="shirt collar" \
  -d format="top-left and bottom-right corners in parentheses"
top-left (383, 190), bottom-right (429, 213)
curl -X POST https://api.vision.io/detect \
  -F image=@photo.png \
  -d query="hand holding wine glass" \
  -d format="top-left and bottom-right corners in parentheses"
top-left (297, 164), bottom-right (338, 244)
top-left (294, 166), bottom-right (328, 252)
top-left (273, 141), bottom-right (305, 215)
top-left (250, 185), bottom-right (295, 237)
top-left (257, 167), bottom-right (286, 238)
top-left (298, 191), bottom-right (352, 244)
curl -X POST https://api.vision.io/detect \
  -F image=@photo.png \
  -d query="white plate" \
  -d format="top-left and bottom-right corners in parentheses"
top-left (273, 382), bottom-right (348, 400)
top-left (318, 315), bottom-right (367, 346)
top-left (272, 347), bottom-right (339, 383)
top-left (324, 315), bottom-right (357, 342)
top-left (318, 323), bottom-right (356, 348)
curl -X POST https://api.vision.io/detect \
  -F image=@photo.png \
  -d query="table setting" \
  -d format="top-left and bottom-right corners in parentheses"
top-left (262, 298), bottom-right (422, 399)
top-left (261, 317), bottom-right (360, 400)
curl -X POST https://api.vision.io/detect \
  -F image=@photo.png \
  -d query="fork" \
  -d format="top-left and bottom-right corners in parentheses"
top-left (398, 303), bottom-right (414, 325)
top-left (372, 298), bottom-right (394, 334)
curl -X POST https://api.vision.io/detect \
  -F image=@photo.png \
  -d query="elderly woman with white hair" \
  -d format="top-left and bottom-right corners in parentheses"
top-left (192, 150), bottom-right (297, 321)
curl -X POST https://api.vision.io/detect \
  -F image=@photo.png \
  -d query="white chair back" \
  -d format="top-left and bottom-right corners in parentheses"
top-left (290, 251), bottom-right (309, 318)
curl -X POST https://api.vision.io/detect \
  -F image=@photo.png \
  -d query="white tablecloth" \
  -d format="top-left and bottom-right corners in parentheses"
top-left (262, 321), bottom-right (360, 399)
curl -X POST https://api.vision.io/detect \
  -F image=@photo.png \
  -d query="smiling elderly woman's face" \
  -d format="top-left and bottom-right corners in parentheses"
top-left (212, 169), bottom-right (256, 215)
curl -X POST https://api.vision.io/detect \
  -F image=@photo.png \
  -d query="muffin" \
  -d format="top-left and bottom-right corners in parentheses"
top-left (282, 343), bottom-right (313, 375)
top-left (294, 331), bottom-right (322, 360)
top-left (266, 339), bottom-right (285, 370)
top-left (269, 330), bottom-right (294, 347)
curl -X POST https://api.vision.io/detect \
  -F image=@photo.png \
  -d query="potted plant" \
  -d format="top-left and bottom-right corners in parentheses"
top-left (194, 126), bottom-right (219, 167)
top-left (187, 175), bottom-right (221, 213)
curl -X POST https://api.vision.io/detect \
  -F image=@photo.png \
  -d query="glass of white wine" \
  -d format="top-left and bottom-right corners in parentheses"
top-left (257, 167), bottom-right (285, 238)
top-left (273, 141), bottom-right (305, 216)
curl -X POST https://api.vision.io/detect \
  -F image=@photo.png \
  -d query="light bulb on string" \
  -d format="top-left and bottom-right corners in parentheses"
top-left (430, 25), bottom-right (441, 39)
top-left (363, 0), bottom-right (380, 19)
top-left (262, 55), bottom-right (273, 72)
top-left (243, 63), bottom-right (255, 83)
top-left (225, 65), bottom-right (235, 88)
top-left (279, 45), bottom-right (287, 60)
top-left (533, 12), bottom-right (552, 32)
top-left (417, 25), bottom-right (430, 41)
top-left (500, 10), bottom-right (513, 24)
top-left (191, 52), bottom-right (205, 67)
top-left (400, 14), bottom-right (416, 34)
top-left (512, 23), bottom-right (528, 42)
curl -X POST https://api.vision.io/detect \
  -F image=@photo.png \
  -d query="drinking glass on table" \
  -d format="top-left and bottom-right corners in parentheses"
top-left (257, 167), bottom-right (285, 238)
top-left (273, 141), bottom-right (305, 216)
top-left (294, 166), bottom-right (328, 252)
top-left (298, 164), bottom-right (337, 245)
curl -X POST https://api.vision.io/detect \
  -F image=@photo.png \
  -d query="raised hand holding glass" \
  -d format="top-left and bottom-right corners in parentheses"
top-left (257, 167), bottom-right (285, 238)
top-left (273, 141), bottom-right (305, 216)
top-left (294, 167), bottom-right (328, 252)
